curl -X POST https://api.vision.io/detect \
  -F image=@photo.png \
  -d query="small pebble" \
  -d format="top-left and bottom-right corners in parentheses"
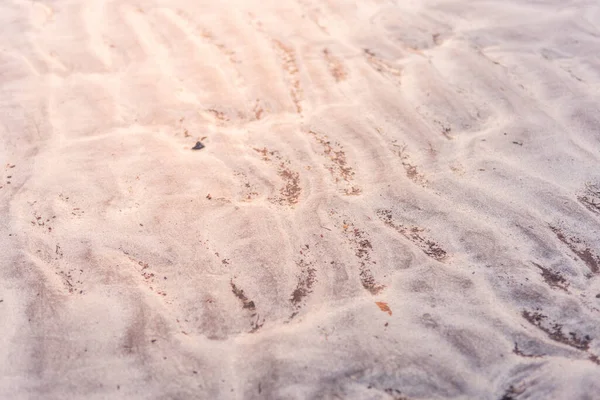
top-left (192, 141), bottom-right (205, 150)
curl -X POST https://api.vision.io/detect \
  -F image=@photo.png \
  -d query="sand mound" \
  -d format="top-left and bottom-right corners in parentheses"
top-left (1, 0), bottom-right (599, 398)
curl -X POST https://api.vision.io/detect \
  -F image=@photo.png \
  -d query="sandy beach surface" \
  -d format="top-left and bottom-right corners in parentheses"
top-left (1, 0), bottom-right (600, 399)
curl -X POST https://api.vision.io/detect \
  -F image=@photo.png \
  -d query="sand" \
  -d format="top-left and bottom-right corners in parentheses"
top-left (1, 0), bottom-right (600, 398)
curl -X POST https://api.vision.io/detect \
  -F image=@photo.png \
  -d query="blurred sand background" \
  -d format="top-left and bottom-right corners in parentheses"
top-left (1, 0), bottom-right (600, 398)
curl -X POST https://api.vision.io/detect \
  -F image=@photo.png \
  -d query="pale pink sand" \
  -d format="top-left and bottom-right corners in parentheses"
top-left (1, 0), bottom-right (600, 399)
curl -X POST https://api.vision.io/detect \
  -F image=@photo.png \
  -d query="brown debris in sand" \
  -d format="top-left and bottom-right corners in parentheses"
top-left (363, 48), bottom-right (403, 83)
top-left (308, 130), bottom-right (361, 195)
top-left (532, 262), bottom-right (569, 291)
top-left (277, 164), bottom-right (301, 205)
top-left (230, 280), bottom-right (256, 311)
top-left (377, 209), bottom-right (447, 261)
top-left (550, 225), bottom-right (599, 274)
top-left (522, 310), bottom-right (592, 350)
top-left (500, 385), bottom-right (525, 400)
top-left (392, 142), bottom-right (428, 186)
top-left (290, 259), bottom-right (317, 306)
top-left (231, 280), bottom-right (265, 333)
top-left (339, 218), bottom-right (385, 295)
top-left (323, 48), bottom-right (347, 82)
top-left (121, 249), bottom-right (168, 299)
top-left (253, 147), bottom-right (302, 206)
top-left (577, 183), bottom-right (600, 215)
top-left (273, 39), bottom-right (303, 113)
top-left (512, 342), bottom-right (543, 358)
top-left (375, 302), bottom-right (392, 316)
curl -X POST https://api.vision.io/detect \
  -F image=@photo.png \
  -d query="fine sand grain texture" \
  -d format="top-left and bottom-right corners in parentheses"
top-left (1, 0), bottom-right (600, 399)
